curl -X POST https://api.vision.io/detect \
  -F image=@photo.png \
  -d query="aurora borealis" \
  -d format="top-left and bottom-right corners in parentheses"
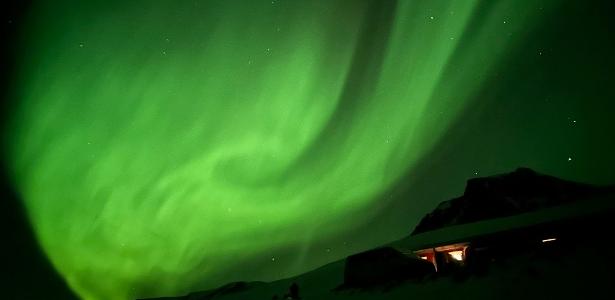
top-left (2, 0), bottom-right (615, 299)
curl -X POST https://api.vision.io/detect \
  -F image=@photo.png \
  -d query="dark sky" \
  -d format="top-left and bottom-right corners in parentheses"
top-left (1, 2), bottom-right (76, 299)
top-left (1, 0), bottom-right (615, 299)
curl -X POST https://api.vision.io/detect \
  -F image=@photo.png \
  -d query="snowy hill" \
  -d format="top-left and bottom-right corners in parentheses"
top-left (144, 229), bottom-right (615, 300)
top-left (142, 170), bottom-right (615, 300)
top-left (412, 168), bottom-right (614, 234)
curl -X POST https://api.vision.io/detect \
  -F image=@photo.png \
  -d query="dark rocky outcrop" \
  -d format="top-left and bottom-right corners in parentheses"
top-left (412, 168), bottom-right (615, 235)
top-left (342, 247), bottom-right (435, 288)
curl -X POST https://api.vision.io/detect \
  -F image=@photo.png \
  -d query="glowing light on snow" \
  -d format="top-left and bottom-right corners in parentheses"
top-left (448, 250), bottom-right (464, 261)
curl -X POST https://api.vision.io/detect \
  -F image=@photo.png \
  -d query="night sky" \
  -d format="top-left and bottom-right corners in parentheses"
top-left (1, 0), bottom-right (615, 299)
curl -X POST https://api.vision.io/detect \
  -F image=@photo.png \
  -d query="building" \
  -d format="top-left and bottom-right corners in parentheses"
top-left (392, 168), bottom-right (615, 273)
top-left (414, 242), bottom-right (469, 272)
top-left (393, 190), bottom-right (615, 273)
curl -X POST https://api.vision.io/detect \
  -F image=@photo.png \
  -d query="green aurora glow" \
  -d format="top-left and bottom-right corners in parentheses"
top-left (7, 0), bottom-right (613, 299)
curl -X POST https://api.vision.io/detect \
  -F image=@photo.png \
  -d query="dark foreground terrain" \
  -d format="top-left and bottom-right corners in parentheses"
top-left (144, 169), bottom-right (615, 300)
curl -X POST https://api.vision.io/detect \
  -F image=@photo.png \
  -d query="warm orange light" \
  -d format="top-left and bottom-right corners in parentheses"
top-left (542, 238), bottom-right (557, 243)
top-left (448, 250), bottom-right (464, 261)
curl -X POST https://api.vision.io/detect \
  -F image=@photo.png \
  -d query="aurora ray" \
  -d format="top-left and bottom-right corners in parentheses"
top-left (3, 0), bottom-right (555, 299)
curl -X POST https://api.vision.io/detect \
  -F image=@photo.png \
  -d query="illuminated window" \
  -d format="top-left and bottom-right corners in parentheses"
top-left (542, 238), bottom-right (557, 243)
top-left (448, 250), bottom-right (464, 261)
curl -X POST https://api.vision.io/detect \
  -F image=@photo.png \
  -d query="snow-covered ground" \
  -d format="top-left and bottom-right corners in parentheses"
top-left (149, 235), bottom-right (615, 300)
top-left (147, 197), bottom-right (615, 299)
